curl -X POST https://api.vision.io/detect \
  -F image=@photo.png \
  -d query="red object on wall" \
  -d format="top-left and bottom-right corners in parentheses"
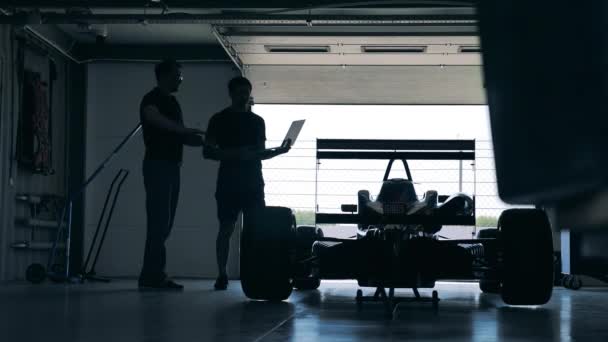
top-left (32, 77), bottom-right (51, 173)
top-left (18, 71), bottom-right (54, 175)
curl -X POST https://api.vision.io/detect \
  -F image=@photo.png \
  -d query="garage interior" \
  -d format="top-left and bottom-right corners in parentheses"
top-left (1, 1), bottom-right (607, 341)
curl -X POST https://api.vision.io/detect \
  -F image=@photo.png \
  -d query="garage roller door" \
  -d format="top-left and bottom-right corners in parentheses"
top-left (247, 65), bottom-right (485, 105)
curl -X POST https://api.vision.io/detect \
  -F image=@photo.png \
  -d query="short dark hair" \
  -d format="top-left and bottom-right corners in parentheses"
top-left (228, 76), bottom-right (252, 93)
top-left (155, 59), bottom-right (181, 82)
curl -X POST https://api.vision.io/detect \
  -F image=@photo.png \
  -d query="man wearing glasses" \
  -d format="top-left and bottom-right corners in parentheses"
top-left (138, 59), bottom-right (203, 290)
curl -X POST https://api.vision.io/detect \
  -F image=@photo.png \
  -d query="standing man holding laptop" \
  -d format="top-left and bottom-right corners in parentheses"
top-left (203, 76), bottom-right (303, 290)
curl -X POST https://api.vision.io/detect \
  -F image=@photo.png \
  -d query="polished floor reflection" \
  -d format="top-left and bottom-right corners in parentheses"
top-left (0, 280), bottom-right (606, 341)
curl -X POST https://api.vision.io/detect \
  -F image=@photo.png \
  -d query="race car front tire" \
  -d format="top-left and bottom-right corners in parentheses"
top-left (241, 206), bottom-right (296, 301)
top-left (477, 228), bottom-right (498, 239)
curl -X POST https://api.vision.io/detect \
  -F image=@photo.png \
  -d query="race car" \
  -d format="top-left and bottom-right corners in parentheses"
top-left (239, 140), bottom-right (554, 317)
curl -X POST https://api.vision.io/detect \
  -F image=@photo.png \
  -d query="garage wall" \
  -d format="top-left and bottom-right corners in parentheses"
top-left (0, 25), bottom-right (72, 281)
top-left (85, 62), bottom-right (239, 278)
top-left (0, 25), bottom-right (16, 281)
top-left (247, 65), bottom-right (486, 105)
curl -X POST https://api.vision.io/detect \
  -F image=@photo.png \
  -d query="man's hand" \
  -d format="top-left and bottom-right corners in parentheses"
top-left (182, 127), bottom-right (205, 136)
top-left (181, 127), bottom-right (205, 146)
top-left (203, 140), bottom-right (290, 162)
top-left (253, 139), bottom-right (292, 161)
top-left (279, 139), bottom-right (292, 154)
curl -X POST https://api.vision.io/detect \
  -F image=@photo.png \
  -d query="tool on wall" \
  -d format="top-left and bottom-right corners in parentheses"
top-left (24, 123), bottom-right (142, 284)
top-left (78, 169), bottom-right (130, 283)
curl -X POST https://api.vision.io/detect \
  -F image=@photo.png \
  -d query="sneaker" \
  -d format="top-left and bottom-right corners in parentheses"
top-left (214, 275), bottom-right (228, 290)
top-left (139, 279), bottom-right (184, 291)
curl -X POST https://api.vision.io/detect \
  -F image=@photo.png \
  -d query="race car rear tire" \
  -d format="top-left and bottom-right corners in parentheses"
top-left (293, 226), bottom-right (323, 290)
top-left (241, 206), bottom-right (296, 301)
top-left (477, 228), bottom-right (498, 239)
top-left (477, 229), bottom-right (500, 293)
top-left (499, 209), bottom-right (554, 305)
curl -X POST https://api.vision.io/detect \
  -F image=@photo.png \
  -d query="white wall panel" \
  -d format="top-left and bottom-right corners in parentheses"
top-left (86, 62), bottom-right (239, 278)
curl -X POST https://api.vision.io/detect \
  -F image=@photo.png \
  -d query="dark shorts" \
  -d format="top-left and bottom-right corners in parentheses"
top-left (216, 191), bottom-right (265, 224)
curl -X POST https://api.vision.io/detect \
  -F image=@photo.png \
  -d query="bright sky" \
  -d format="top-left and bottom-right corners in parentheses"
top-left (254, 105), bottom-right (493, 143)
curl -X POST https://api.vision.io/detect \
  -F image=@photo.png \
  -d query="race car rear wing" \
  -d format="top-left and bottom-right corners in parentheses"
top-left (315, 139), bottom-right (476, 226)
top-left (316, 139), bottom-right (475, 160)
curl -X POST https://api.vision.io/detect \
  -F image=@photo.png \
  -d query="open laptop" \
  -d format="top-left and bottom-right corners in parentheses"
top-left (281, 120), bottom-right (305, 147)
top-left (263, 120), bottom-right (305, 154)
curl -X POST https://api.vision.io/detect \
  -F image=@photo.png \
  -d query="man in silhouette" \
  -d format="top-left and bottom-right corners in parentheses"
top-left (138, 59), bottom-right (203, 290)
top-left (203, 76), bottom-right (291, 290)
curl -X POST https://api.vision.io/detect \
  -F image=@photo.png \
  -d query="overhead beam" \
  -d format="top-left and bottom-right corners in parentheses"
top-left (71, 44), bottom-right (231, 62)
top-left (16, 24), bottom-right (81, 63)
top-left (12, 25), bottom-right (231, 63)
top-left (0, 12), bottom-right (477, 25)
top-left (12, 24), bottom-right (231, 63)
top-left (223, 26), bottom-right (478, 36)
top-left (2, 0), bottom-right (473, 9)
top-left (211, 25), bottom-right (244, 73)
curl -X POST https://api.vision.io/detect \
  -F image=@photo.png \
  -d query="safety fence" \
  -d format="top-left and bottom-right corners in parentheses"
top-left (262, 139), bottom-right (521, 237)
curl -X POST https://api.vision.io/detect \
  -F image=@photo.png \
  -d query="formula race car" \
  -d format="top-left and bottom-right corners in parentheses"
top-left (240, 140), bottom-right (554, 317)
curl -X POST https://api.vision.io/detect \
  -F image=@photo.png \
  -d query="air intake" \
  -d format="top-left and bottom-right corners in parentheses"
top-left (265, 45), bottom-right (330, 53)
top-left (361, 45), bottom-right (427, 53)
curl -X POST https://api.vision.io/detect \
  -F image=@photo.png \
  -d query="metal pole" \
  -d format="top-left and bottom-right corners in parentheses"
top-left (459, 159), bottom-right (463, 192)
top-left (78, 124), bottom-right (142, 194)
top-left (90, 170), bottom-right (129, 274)
top-left (47, 123), bottom-right (142, 281)
top-left (315, 139), bottom-right (320, 223)
top-left (472, 139), bottom-right (477, 233)
top-left (457, 135), bottom-right (463, 192)
top-left (65, 201), bottom-right (73, 280)
top-left (81, 170), bottom-right (123, 274)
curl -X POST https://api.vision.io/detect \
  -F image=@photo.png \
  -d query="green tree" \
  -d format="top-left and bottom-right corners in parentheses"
top-left (294, 210), bottom-right (316, 226)
top-left (476, 216), bottom-right (498, 228)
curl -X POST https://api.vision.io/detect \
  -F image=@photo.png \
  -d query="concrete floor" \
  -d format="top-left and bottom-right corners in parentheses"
top-left (0, 280), bottom-right (607, 342)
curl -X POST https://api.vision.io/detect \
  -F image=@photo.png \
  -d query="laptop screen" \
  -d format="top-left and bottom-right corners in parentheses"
top-left (283, 120), bottom-right (305, 147)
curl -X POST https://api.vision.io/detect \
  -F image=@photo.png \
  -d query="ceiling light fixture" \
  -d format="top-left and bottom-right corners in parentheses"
top-left (458, 46), bottom-right (481, 53)
top-left (265, 45), bottom-right (330, 53)
top-left (362, 45), bottom-right (427, 53)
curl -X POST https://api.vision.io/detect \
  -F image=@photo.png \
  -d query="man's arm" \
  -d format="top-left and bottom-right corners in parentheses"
top-left (203, 116), bottom-right (290, 161)
top-left (182, 133), bottom-right (204, 147)
top-left (142, 105), bottom-right (204, 143)
top-left (202, 115), bottom-right (255, 161)
top-left (253, 117), bottom-right (288, 160)
top-left (203, 142), bottom-right (259, 161)
top-left (204, 142), bottom-right (290, 161)
top-left (202, 116), bottom-right (221, 161)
